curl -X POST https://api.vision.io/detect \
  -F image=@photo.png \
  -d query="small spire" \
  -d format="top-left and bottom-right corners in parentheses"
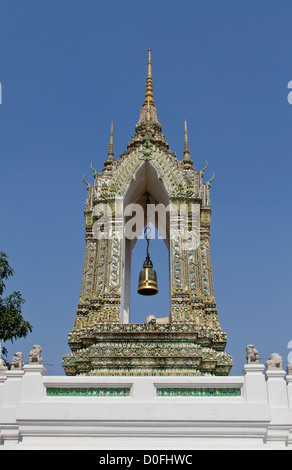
top-left (132, 49), bottom-right (169, 151)
top-left (103, 121), bottom-right (114, 170)
top-left (137, 49), bottom-right (159, 128)
top-left (182, 120), bottom-right (194, 169)
top-left (144, 49), bottom-right (155, 105)
top-left (108, 121), bottom-right (114, 157)
top-left (184, 119), bottom-right (190, 154)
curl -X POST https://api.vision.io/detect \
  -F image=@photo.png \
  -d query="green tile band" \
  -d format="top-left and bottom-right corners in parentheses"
top-left (46, 387), bottom-right (131, 397)
top-left (156, 387), bottom-right (241, 397)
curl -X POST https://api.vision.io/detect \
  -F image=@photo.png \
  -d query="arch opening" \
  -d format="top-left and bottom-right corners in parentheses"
top-left (130, 225), bottom-right (170, 324)
top-left (120, 162), bottom-right (171, 324)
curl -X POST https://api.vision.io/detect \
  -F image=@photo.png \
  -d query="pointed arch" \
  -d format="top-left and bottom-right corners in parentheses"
top-left (111, 146), bottom-right (185, 198)
top-left (120, 158), bottom-right (171, 324)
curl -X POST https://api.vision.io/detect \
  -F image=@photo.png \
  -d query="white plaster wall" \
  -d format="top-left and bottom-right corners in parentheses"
top-left (0, 365), bottom-right (291, 450)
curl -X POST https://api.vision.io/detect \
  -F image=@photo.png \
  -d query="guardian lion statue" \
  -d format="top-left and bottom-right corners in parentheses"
top-left (11, 352), bottom-right (24, 370)
top-left (246, 345), bottom-right (259, 364)
top-left (29, 345), bottom-right (43, 365)
top-left (266, 353), bottom-right (283, 371)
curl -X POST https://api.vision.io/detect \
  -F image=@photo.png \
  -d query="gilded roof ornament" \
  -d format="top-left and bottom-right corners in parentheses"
top-left (200, 161), bottom-right (208, 178)
top-left (103, 121), bottom-right (115, 170)
top-left (137, 50), bottom-right (159, 127)
top-left (90, 161), bottom-right (97, 178)
top-left (207, 172), bottom-right (215, 188)
top-left (83, 174), bottom-right (91, 191)
top-left (182, 120), bottom-right (194, 169)
top-left (144, 49), bottom-right (155, 106)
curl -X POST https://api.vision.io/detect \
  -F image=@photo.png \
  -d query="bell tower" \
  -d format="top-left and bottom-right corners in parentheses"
top-left (63, 51), bottom-right (233, 376)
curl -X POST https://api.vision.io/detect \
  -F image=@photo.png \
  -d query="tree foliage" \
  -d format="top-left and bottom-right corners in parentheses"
top-left (0, 252), bottom-right (32, 355)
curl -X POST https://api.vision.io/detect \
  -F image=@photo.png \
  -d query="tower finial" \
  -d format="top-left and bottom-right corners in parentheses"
top-left (184, 119), bottom-right (190, 154)
top-left (134, 49), bottom-right (167, 149)
top-left (103, 121), bottom-right (114, 170)
top-left (144, 49), bottom-right (155, 105)
top-left (148, 49), bottom-right (152, 75)
top-left (108, 121), bottom-right (114, 157)
top-left (182, 119), bottom-right (194, 169)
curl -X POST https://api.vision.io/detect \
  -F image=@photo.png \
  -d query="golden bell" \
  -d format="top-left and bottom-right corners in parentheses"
top-left (137, 256), bottom-right (159, 296)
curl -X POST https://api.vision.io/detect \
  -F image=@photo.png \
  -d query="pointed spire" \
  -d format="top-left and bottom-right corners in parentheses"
top-left (182, 120), bottom-right (194, 169)
top-left (128, 50), bottom-right (169, 152)
top-left (103, 121), bottom-right (115, 170)
top-left (108, 121), bottom-right (114, 157)
top-left (144, 49), bottom-right (155, 105)
top-left (184, 119), bottom-right (190, 154)
top-left (138, 49), bottom-right (159, 127)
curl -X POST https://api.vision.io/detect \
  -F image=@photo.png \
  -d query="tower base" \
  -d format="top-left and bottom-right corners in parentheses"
top-left (63, 323), bottom-right (233, 376)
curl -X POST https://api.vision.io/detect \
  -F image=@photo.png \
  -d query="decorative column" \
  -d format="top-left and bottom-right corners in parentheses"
top-left (243, 364), bottom-right (268, 404)
top-left (266, 369), bottom-right (288, 408)
top-left (21, 364), bottom-right (47, 403)
top-left (0, 370), bottom-right (24, 446)
top-left (0, 374), bottom-right (7, 408)
top-left (265, 353), bottom-right (288, 408)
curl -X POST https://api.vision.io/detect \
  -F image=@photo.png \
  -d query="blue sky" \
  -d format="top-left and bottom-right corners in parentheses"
top-left (0, 0), bottom-right (291, 375)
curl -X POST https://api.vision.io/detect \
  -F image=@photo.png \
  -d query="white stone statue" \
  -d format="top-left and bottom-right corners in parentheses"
top-left (29, 345), bottom-right (43, 365)
top-left (287, 362), bottom-right (292, 376)
top-left (246, 345), bottom-right (259, 364)
top-left (11, 352), bottom-right (24, 370)
top-left (266, 353), bottom-right (283, 371)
